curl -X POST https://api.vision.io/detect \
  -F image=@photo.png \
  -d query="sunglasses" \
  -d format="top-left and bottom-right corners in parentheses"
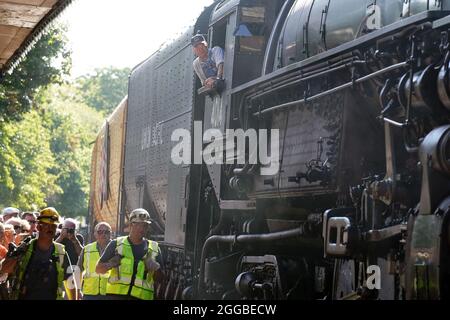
top-left (63, 228), bottom-right (75, 234)
top-left (38, 216), bottom-right (59, 222)
top-left (97, 230), bottom-right (111, 235)
top-left (13, 225), bottom-right (22, 231)
top-left (38, 222), bottom-right (55, 228)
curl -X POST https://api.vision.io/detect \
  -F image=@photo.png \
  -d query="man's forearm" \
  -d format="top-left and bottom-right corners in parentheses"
top-left (217, 63), bottom-right (224, 79)
top-left (0, 257), bottom-right (18, 274)
top-left (72, 238), bottom-right (83, 256)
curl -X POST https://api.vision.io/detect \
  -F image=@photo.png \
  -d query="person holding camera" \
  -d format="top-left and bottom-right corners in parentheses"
top-left (95, 208), bottom-right (163, 300)
top-left (55, 218), bottom-right (84, 266)
top-left (4, 217), bottom-right (30, 246)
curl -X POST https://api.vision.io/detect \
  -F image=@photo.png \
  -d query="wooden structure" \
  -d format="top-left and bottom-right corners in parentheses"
top-left (0, 0), bottom-right (72, 75)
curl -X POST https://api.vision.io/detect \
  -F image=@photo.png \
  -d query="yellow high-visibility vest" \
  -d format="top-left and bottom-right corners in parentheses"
top-left (106, 236), bottom-right (159, 300)
top-left (82, 242), bottom-right (109, 296)
top-left (14, 239), bottom-right (65, 300)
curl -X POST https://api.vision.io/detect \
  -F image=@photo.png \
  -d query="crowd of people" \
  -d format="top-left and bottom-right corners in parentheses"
top-left (0, 206), bottom-right (162, 300)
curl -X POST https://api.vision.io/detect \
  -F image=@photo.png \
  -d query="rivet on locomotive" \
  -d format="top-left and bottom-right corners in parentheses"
top-left (89, 0), bottom-right (450, 300)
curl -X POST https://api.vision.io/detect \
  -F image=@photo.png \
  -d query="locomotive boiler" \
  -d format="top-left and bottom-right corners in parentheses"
top-left (89, 0), bottom-right (450, 300)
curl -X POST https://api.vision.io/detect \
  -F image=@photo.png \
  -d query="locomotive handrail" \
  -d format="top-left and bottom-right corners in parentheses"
top-left (252, 61), bottom-right (409, 116)
top-left (156, 109), bottom-right (192, 126)
top-left (382, 117), bottom-right (408, 128)
top-left (250, 59), bottom-right (367, 102)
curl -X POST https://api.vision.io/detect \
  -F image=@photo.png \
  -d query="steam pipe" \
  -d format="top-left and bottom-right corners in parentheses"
top-left (253, 60), bottom-right (367, 102)
top-left (251, 55), bottom-right (358, 100)
top-left (253, 61), bottom-right (408, 116)
top-left (197, 227), bottom-right (305, 295)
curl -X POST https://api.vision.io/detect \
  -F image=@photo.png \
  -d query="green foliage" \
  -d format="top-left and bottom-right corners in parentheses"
top-left (38, 83), bottom-right (104, 135)
top-left (0, 23), bottom-right (112, 218)
top-left (0, 125), bottom-right (20, 201)
top-left (0, 25), bottom-right (71, 122)
top-left (42, 101), bottom-right (102, 217)
top-left (76, 66), bottom-right (130, 115)
top-left (0, 111), bottom-right (60, 210)
top-left (0, 85), bottom-right (104, 216)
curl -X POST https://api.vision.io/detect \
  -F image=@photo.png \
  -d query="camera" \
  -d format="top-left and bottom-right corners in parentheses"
top-left (6, 237), bottom-right (31, 258)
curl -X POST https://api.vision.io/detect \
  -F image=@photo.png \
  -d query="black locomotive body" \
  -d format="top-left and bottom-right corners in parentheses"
top-left (91, 0), bottom-right (450, 300)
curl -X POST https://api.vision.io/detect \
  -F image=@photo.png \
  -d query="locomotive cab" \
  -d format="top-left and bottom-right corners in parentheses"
top-left (197, 0), bottom-right (286, 204)
top-left (204, 0), bottom-right (284, 90)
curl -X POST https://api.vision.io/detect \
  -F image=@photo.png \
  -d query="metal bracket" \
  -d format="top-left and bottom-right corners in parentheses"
top-left (325, 217), bottom-right (351, 256)
top-left (439, 30), bottom-right (449, 53)
top-left (302, 23), bottom-right (309, 55)
top-left (319, 5), bottom-right (329, 42)
top-left (323, 208), bottom-right (355, 257)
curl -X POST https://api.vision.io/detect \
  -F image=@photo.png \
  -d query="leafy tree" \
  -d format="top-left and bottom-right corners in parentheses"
top-left (37, 83), bottom-right (104, 217)
top-left (38, 82), bottom-right (104, 135)
top-left (43, 106), bottom-right (97, 217)
top-left (0, 22), bottom-right (103, 216)
top-left (0, 124), bottom-right (21, 204)
top-left (0, 111), bottom-right (60, 210)
top-left (0, 24), bottom-right (71, 122)
top-left (75, 66), bottom-right (130, 115)
top-left (0, 24), bottom-right (126, 217)
top-left (0, 24), bottom-right (71, 210)
top-left (0, 87), bottom-right (104, 215)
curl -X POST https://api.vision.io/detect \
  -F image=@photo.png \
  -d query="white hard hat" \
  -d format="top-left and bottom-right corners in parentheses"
top-left (130, 208), bottom-right (152, 224)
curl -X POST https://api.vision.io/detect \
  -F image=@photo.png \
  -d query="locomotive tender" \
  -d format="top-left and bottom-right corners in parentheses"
top-left (89, 0), bottom-right (450, 300)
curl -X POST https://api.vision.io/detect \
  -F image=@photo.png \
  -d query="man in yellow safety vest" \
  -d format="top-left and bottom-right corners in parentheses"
top-left (76, 222), bottom-right (112, 300)
top-left (0, 207), bottom-right (70, 300)
top-left (96, 208), bottom-right (163, 300)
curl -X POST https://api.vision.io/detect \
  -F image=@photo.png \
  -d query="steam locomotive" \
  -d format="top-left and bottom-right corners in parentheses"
top-left (89, 0), bottom-right (450, 300)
